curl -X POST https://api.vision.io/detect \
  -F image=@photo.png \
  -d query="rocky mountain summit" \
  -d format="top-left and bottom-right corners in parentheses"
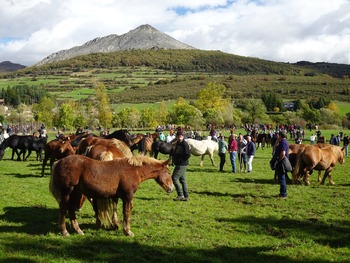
top-left (36, 24), bottom-right (196, 66)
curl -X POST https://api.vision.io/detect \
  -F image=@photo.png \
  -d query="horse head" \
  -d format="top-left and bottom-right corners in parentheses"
top-left (154, 159), bottom-right (174, 193)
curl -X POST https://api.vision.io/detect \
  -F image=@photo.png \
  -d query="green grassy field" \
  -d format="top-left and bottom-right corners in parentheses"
top-left (0, 132), bottom-right (349, 262)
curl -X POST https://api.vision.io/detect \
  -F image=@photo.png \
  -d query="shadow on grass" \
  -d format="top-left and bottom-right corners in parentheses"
top-left (4, 173), bottom-right (41, 178)
top-left (218, 215), bottom-right (350, 249)
top-left (0, 206), bottom-right (57, 235)
top-left (1, 207), bottom-right (348, 263)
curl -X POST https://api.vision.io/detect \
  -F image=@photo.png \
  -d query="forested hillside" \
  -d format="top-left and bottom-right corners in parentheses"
top-left (7, 50), bottom-right (310, 76)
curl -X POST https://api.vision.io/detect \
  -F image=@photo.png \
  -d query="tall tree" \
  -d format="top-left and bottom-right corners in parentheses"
top-left (56, 102), bottom-right (75, 130)
top-left (32, 97), bottom-right (55, 128)
top-left (94, 82), bottom-right (113, 129)
top-left (196, 82), bottom-right (228, 112)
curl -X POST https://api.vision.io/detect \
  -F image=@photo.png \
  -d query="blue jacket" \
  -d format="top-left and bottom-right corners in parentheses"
top-left (246, 141), bottom-right (256, 156)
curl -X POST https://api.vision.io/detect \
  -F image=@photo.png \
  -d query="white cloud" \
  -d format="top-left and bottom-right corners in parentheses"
top-left (1, 0), bottom-right (350, 66)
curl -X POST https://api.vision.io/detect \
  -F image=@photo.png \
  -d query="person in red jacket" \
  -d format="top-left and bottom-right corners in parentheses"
top-left (228, 133), bottom-right (238, 173)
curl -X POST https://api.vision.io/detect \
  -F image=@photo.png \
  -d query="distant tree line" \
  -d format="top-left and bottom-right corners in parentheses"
top-left (1, 85), bottom-right (49, 107)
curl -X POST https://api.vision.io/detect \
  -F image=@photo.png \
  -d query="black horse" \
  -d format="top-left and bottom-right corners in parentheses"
top-left (0, 135), bottom-right (47, 161)
top-left (151, 140), bottom-right (176, 160)
top-left (18, 136), bottom-right (48, 161)
top-left (103, 129), bottom-right (134, 147)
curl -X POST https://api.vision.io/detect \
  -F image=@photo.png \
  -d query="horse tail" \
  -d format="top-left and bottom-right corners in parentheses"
top-left (99, 151), bottom-right (113, 161)
top-left (292, 148), bottom-right (304, 183)
top-left (49, 160), bottom-right (61, 203)
top-left (96, 198), bottom-right (114, 228)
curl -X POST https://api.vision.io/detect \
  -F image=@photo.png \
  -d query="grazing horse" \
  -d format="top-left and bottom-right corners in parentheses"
top-left (292, 144), bottom-right (345, 185)
top-left (151, 140), bottom-right (176, 160)
top-left (49, 155), bottom-right (174, 237)
top-left (41, 139), bottom-right (75, 177)
top-left (185, 138), bottom-right (218, 166)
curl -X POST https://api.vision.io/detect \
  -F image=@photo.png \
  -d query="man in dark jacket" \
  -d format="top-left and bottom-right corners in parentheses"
top-left (172, 130), bottom-right (191, 201)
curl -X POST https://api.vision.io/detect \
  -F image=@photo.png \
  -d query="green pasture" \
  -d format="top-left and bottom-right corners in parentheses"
top-left (0, 133), bottom-right (349, 262)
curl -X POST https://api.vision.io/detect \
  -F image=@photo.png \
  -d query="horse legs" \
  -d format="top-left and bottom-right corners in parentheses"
top-left (209, 153), bottom-right (216, 166)
top-left (24, 150), bottom-right (32, 161)
top-left (68, 189), bottom-right (84, 235)
top-left (112, 198), bottom-right (119, 229)
top-left (41, 157), bottom-right (49, 177)
top-left (59, 193), bottom-right (71, 236)
top-left (122, 198), bottom-right (134, 237)
top-left (199, 155), bottom-right (204, 166)
top-left (321, 168), bottom-right (335, 185)
top-left (317, 171), bottom-right (322, 183)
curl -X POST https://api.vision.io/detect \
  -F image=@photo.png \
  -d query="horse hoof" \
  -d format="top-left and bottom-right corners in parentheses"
top-left (123, 229), bottom-right (134, 237)
top-left (77, 230), bottom-right (84, 235)
top-left (62, 230), bottom-right (70, 236)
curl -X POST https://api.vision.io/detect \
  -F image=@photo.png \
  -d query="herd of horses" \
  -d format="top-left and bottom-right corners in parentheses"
top-left (0, 128), bottom-right (345, 236)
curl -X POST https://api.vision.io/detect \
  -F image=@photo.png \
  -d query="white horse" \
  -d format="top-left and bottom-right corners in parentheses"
top-left (185, 138), bottom-right (218, 166)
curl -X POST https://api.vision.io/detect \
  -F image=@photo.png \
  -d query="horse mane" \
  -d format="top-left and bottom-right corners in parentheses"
top-left (126, 154), bottom-right (163, 167)
top-left (110, 139), bottom-right (133, 158)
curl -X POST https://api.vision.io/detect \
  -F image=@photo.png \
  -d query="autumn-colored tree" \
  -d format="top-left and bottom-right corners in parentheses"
top-left (32, 97), bottom-right (55, 128)
top-left (170, 97), bottom-right (204, 127)
top-left (56, 102), bottom-right (75, 130)
top-left (196, 82), bottom-right (228, 113)
top-left (94, 82), bottom-right (113, 129)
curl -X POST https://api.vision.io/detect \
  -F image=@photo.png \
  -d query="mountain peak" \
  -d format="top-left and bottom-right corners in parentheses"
top-left (36, 25), bottom-right (196, 66)
top-left (0, 61), bottom-right (26, 72)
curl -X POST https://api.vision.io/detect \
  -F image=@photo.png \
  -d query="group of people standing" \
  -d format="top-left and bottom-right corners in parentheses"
top-left (170, 127), bottom-right (293, 202)
top-left (217, 129), bottom-right (288, 199)
top-left (218, 130), bottom-right (256, 173)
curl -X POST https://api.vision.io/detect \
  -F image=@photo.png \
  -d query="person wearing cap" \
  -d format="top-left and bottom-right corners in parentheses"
top-left (172, 130), bottom-right (191, 201)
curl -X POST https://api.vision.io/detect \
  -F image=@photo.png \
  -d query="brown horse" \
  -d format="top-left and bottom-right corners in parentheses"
top-left (85, 138), bottom-right (132, 160)
top-left (41, 139), bottom-right (75, 177)
top-left (137, 133), bottom-right (159, 156)
top-left (292, 144), bottom-right (345, 185)
top-left (78, 137), bottom-right (133, 227)
top-left (50, 154), bottom-right (174, 237)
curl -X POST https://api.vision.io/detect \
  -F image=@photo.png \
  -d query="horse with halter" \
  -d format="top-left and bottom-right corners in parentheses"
top-left (50, 154), bottom-right (174, 237)
top-left (41, 139), bottom-right (76, 177)
top-left (292, 144), bottom-right (345, 185)
top-left (185, 137), bottom-right (218, 166)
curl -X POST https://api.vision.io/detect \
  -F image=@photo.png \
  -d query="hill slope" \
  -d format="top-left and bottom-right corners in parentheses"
top-left (0, 61), bottom-right (26, 72)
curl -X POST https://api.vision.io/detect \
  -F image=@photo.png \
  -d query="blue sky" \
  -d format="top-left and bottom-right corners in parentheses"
top-left (1, 0), bottom-right (350, 66)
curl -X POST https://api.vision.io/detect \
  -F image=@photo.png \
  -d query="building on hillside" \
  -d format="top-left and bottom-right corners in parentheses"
top-left (284, 102), bottom-right (294, 111)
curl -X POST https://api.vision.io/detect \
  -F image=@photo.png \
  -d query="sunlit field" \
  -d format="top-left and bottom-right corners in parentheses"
top-left (0, 132), bottom-right (349, 262)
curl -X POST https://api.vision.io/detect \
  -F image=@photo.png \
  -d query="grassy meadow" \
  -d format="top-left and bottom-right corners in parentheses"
top-left (0, 131), bottom-right (350, 262)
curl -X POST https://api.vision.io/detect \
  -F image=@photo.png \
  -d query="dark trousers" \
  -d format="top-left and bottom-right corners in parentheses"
top-left (172, 165), bottom-right (188, 197)
top-left (219, 152), bottom-right (226, 171)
